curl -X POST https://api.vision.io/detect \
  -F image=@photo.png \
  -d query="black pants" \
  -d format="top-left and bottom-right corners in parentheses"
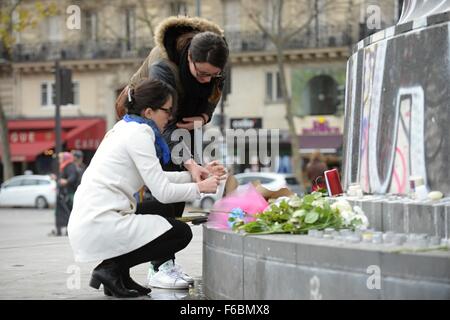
top-left (108, 200), bottom-right (191, 271)
top-left (137, 197), bottom-right (185, 218)
top-left (109, 216), bottom-right (192, 271)
top-left (55, 191), bottom-right (72, 233)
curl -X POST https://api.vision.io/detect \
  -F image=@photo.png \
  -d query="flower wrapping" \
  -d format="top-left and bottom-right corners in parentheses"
top-left (207, 183), bottom-right (268, 229)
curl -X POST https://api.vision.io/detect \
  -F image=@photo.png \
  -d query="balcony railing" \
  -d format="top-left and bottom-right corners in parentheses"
top-left (225, 26), bottom-right (355, 52)
top-left (6, 36), bottom-right (154, 63)
top-left (2, 26), bottom-right (359, 63)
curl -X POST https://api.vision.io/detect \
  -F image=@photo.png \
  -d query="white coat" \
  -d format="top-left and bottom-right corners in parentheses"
top-left (67, 120), bottom-right (200, 262)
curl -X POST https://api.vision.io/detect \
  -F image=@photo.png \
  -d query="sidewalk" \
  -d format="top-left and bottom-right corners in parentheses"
top-left (0, 208), bottom-right (205, 300)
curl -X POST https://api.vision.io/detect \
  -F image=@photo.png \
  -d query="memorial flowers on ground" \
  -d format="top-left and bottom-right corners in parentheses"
top-left (226, 191), bottom-right (369, 235)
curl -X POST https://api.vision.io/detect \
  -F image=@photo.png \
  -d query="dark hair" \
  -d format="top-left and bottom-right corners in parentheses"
top-left (125, 79), bottom-right (175, 116)
top-left (189, 31), bottom-right (229, 70)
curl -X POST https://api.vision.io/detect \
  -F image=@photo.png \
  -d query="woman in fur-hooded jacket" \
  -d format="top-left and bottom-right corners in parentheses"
top-left (116, 16), bottom-right (229, 162)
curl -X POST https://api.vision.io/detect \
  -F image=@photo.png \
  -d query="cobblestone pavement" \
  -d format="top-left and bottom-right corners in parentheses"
top-left (0, 207), bottom-right (206, 300)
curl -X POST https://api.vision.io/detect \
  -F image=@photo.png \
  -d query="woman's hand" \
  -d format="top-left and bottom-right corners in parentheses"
top-left (184, 159), bottom-right (209, 182)
top-left (176, 115), bottom-right (207, 130)
top-left (205, 160), bottom-right (227, 177)
top-left (197, 175), bottom-right (220, 194)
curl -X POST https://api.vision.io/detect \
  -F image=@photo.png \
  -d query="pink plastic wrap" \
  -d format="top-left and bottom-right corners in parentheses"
top-left (207, 183), bottom-right (269, 229)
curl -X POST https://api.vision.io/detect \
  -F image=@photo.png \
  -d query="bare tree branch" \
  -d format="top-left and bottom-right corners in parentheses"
top-left (136, 0), bottom-right (155, 40)
top-left (281, 0), bottom-right (338, 44)
top-left (242, 4), bottom-right (277, 44)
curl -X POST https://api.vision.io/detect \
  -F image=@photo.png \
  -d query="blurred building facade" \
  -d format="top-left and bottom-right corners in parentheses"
top-left (0, 0), bottom-right (401, 177)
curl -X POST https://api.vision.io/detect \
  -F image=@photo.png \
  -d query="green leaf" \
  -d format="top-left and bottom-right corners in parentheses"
top-left (303, 194), bottom-right (315, 205)
top-left (288, 196), bottom-right (302, 207)
top-left (293, 209), bottom-right (306, 218)
top-left (311, 191), bottom-right (323, 199)
top-left (305, 211), bottom-right (319, 224)
top-left (240, 221), bottom-right (266, 233)
top-left (282, 223), bottom-right (295, 232)
top-left (280, 200), bottom-right (290, 211)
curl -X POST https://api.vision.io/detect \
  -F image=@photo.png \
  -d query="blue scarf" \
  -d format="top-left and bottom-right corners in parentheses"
top-left (123, 114), bottom-right (171, 165)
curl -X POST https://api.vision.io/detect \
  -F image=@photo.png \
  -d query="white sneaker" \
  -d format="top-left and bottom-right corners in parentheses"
top-left (147, 262), bottom-right (194, 285)
top-left (147, 263), bottom-right (157, 283)
top-left (173, 263), bottom-right (194, 285)
top-left (148, 261), bottom-right (189, 289)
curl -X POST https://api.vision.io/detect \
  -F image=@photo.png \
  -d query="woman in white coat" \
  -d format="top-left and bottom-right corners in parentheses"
top-left (67, 79), bottom-right (219, 298)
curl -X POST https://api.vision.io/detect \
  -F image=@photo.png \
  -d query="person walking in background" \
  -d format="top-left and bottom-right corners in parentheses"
top-left (306, 150), bottom-right (328, 192)
top-left (49, 152), bottom-right (79, 236)
top-left (71, 150), bottom-right (86, 185)
top-left (68, 79), bottom-right (221, 298)
top-left (115, 16), bottom-right (228, 286)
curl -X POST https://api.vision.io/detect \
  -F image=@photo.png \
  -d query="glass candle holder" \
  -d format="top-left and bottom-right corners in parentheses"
top-left (372, 232), bottom-right (383, 244)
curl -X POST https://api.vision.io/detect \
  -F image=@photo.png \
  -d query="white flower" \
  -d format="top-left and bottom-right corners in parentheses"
top-left (288, 196), bottom-right (302, 207)
top-left (311, 199), bottom-right (326, 209)
top-left (331, 199), bottom-right (352, 213)
top-left (272, 197), bottom-right (291, 207)
top-left (352, 215), bottom-right (369, 230)
top-left (288, 217), bottom-right (300, 225)
top-left (340, 210), bottom-right (356, 226)
top-left (353, 206), bottom-right (364, 216)
top-left (351, 206), bottom-right (369, 230)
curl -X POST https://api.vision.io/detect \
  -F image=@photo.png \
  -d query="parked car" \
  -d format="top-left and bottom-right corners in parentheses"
top-left (0, 175), bottom-right (56, 209)
top-left (191, 172), bottom-right (303, 210)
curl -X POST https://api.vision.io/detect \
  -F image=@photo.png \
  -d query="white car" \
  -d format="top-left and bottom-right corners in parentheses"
top-left (0, 175), bottom-right (57, 209)
top-left (191, 172), bottom-right (303, 210)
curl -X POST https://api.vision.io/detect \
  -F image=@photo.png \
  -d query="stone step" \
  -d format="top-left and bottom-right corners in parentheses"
top-left (339, 196), bottom-right (450, 238)
top-left (203, 226), bottom-right (450, 300)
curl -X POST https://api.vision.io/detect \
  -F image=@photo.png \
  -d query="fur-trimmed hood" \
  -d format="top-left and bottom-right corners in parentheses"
top-left (154, 16), bottom-right (224, 60)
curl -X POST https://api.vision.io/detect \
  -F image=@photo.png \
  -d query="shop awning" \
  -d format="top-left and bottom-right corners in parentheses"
top-left (8, 141), bottom-right (56, 162)
top-left (65, 119), bottom-right (106, 150)
top-left (0, 118), bottom-right (106, 162)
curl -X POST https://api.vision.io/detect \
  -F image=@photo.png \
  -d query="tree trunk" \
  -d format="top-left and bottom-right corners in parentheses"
top-left (274, 0), bottom-right (304, 190)
top-left (0, 101), bottom-right (13, 181)
top-left (275, 47), bottom-right (304, 189)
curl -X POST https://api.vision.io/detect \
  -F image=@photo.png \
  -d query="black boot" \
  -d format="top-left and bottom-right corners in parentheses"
top-left (104, 269), bottom-right (151, 296)
top-left (90, 260), bottom-right (140, 298)
top-left (122, 269), bottom-right (152, 295)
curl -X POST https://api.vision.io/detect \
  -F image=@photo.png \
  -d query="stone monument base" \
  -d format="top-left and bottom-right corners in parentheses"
top-left (203, 225), bottom-right (450, 299)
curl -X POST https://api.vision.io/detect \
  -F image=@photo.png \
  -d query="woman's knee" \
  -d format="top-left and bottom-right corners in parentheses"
top-left (179, 221), bottom-right (193, 243)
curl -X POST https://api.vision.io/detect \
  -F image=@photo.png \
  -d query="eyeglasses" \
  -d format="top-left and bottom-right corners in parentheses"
top-left (192, 61), bottom-right (223, 79)
top-left (158, 107), bottom-right (172, 115)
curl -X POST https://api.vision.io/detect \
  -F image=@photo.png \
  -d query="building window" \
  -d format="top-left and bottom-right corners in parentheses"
top-left (305, 75), bottom-right (338, 115)
top-left (72, 82), bottom-right (80, 105)
top-left (224, 0), bottom-right (240, 32)
top-left (124, 7), bottom-right (136, 50)
top-left (265, 71), bottom-right (282, 103)
top-left (40, 81), bottom-right (79, 106)
top-left (85, 11), bottom-right (98, 42)
top-left (169, 1), bottom-right (188, 16)
top-left (41, 83), bottom-right (48, 106)
top-left (45, 16), bottom-right (63, 41)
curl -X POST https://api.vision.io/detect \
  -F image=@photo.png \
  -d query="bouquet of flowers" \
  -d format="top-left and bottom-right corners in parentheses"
top-left (228, 192), bottom-right (369, 235)
top-left (207, 183), bottom-right (268, 229)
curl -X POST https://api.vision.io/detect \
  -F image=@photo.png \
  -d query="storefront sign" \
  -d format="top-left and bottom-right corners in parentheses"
top-left (302, 119), bottom-right (340, 135)
top-left (73, 138), bottom-right (101, 149)
top-left (9, 130), bottom-right (54, 144)
top-left (230, 118), bottom-right (262, 129)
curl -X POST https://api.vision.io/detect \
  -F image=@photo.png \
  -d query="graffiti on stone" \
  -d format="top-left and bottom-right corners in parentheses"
top-left (343, 21), bottom-right (450, 196)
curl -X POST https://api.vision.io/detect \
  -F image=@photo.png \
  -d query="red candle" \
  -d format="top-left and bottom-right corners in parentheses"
top-left (324, 169), bottom-right (343, 196)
